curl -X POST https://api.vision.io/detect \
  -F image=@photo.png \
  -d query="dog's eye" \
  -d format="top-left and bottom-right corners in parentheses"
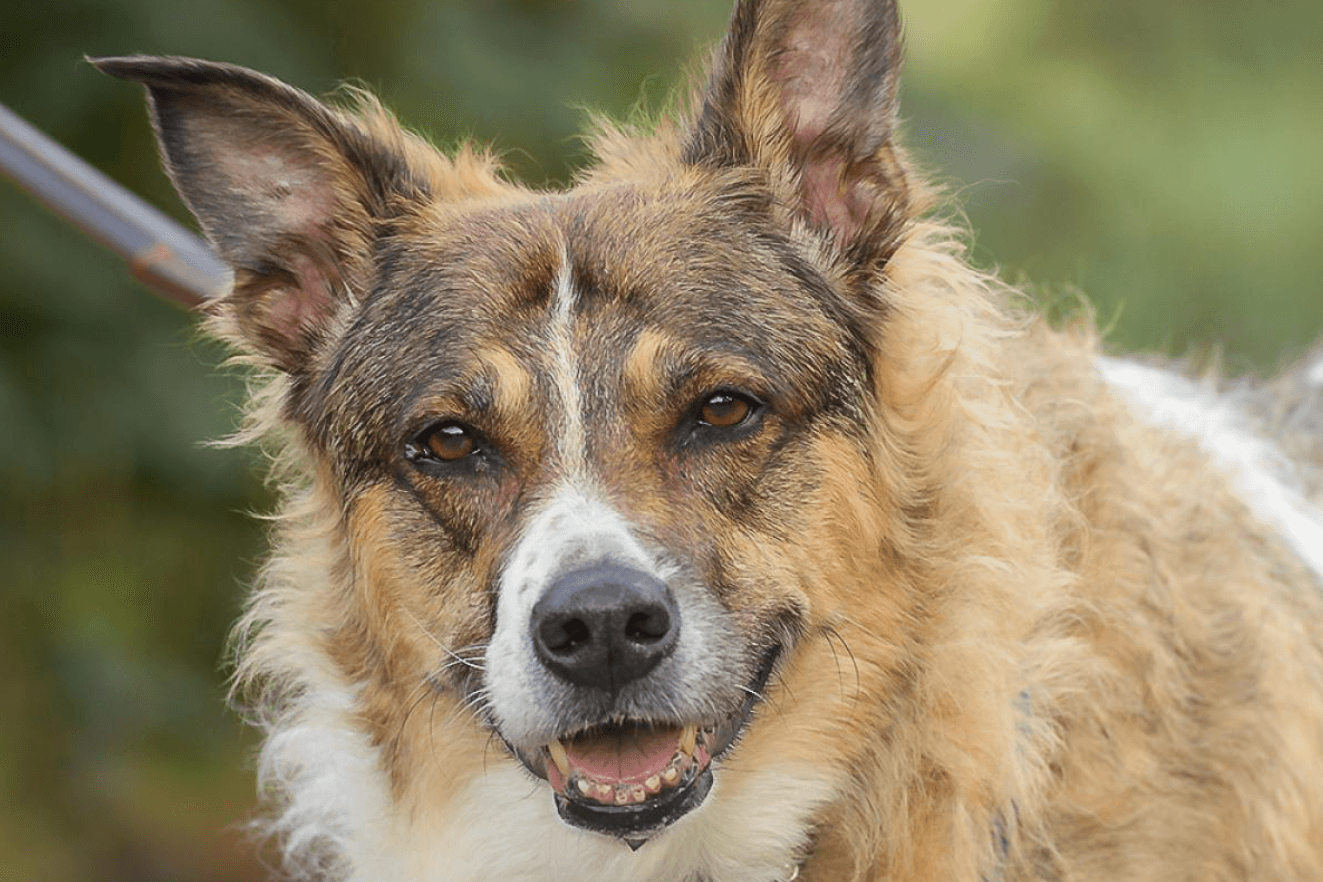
top-left (699, 392), bottom-right (754, 428)
top-left (680, 390), bottom-right (764, 450)
top-left (406, 422), bottom-right (479, 465)
top-left (426, 424), bottom-right (475, 460)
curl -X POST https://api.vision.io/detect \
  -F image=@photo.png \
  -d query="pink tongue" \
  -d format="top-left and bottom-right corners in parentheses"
top-left (565, 727), bottom-right (681, 783)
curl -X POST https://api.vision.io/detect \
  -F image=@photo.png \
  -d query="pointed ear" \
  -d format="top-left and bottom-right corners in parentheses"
top-left (685, 0), bottom-right (910, 262)
top-left (92, 55), bottom-right (434, 372)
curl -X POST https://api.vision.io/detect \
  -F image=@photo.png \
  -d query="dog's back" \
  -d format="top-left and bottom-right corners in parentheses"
top-left (1244, 353), bottom-right (1323, 502)
top-left (98, 0), bottom-right (1323, 879)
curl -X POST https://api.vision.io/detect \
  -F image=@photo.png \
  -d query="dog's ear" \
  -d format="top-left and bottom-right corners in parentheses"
top-left (685, 0), bottom-right (909, 262)
top-left (92, 56), bottom-right (434, 372)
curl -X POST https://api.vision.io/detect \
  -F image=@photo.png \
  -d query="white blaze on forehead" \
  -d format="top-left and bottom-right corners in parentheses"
top-left (549, 248), bottom-right (588, 477)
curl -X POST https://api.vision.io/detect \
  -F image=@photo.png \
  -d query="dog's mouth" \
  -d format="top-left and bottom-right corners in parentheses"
top-left (512, 646), bottom-right (780, 846)
top-left (543, 721), bottom-right (715, 847)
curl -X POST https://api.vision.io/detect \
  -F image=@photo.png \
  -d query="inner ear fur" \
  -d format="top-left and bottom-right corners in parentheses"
top-left (93, 56), bottom-right (452, 372)
top-left (685, 0), bottom-right (911, 265)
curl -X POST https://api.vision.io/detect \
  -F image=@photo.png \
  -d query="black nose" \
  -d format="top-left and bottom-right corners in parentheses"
top-left (531, 562), bottom-right (680, 693)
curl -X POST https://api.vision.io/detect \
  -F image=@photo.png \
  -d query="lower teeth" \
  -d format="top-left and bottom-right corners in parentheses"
top-left (567, 738), bottom-right (700, 805)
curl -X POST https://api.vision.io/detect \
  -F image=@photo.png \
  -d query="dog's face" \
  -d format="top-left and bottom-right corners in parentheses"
top-left (367, 186), bottom-right (878, 839)
top-left (98, 0), bottom-right (929, 852)
top-left (312, 181), bottom-right (888, 841)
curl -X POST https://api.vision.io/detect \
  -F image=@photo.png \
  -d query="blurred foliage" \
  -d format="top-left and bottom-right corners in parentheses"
top-left (1, 0), bottom-right (1319, 879)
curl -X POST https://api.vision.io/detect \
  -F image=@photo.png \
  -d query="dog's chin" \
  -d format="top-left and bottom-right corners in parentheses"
top-left (507, 647), bottom-right (781, 847)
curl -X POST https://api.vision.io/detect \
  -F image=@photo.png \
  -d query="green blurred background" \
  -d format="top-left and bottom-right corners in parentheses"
top-left (1, 0), bottom-right (1319, 879)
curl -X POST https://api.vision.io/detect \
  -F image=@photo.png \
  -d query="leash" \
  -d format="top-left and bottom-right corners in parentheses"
top-left (0, 101), bottom-right (228, 307)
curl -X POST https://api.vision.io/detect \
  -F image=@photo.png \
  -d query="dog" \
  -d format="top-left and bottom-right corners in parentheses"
top-left (93, 0), bottom-right (1323, 878)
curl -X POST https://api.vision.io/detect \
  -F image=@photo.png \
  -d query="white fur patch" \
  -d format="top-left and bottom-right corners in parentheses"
top-left (1099, 357), bottom-right (1323, 580)
top-left (1307, 354), bottom-right (1323, 388)
top-left (255, 672), bottom-right (402, 879)
top-left (485, 485), bottom-right (659, 742)
top-left (549, 250), bottom-right (587, 475)
top-left (483, 483), bottom-right (746, 748)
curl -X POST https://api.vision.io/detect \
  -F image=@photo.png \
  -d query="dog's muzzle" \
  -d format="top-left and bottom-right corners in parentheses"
top-left (504, 561), bottom-right (779, 846)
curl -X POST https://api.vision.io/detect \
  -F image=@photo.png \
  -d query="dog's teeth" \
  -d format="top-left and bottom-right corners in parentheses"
top-left (679, 724), bottom-right (697, 756)
top-left (547, 739), bottom-right (570, 777)
top-left (615, 784), bottom-right (645, 804)
top-left (558, 729), bottom-right (702, 804)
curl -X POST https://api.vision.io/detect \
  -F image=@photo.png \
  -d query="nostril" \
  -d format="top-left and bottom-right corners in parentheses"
top-left (625, 607), bottom-right (671, 643)
top-left (542, 616), bottom-right (592, 655)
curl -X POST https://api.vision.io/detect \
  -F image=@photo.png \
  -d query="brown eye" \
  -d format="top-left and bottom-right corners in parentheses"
top-left (424, 424), bottom-right (475, 461)
top-left (404, 419), bottom-right (502, 475)
top-left (699, 392), bottom-right (753, 428)
top-left (406, 422), bottom-right (482, 468)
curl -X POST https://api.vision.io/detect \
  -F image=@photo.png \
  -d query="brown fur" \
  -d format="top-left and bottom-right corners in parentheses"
top-left (95, 1), bottom-right (1323, 879)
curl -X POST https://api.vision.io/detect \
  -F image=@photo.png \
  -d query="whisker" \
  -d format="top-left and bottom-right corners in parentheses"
top-left (401, 608), bottom-right (486, 672)
top-left (397, 673), bottom-right (443, 748)
top-left (427, 689), bottom-right (444, 763)
top-left (823, 622), bottom-right (863, 710)
top-left (439, 686), bottom-right (492, 732)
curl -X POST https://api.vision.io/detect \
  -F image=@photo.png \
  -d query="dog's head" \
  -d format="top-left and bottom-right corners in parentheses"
top-left (98, 0), bottom-right (942, 852)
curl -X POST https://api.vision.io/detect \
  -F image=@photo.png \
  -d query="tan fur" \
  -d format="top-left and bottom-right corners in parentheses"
top-left (226, 190), bottom-right (1323, 880)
